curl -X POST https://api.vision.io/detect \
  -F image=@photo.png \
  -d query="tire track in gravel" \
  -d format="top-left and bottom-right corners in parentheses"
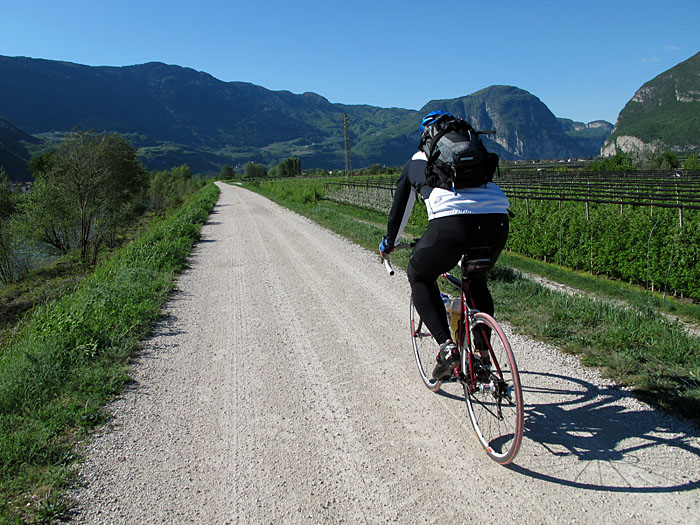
top-left (70, 182), bottom-right (700, 524)
top-left (227, 185), bottom-right (381, 521)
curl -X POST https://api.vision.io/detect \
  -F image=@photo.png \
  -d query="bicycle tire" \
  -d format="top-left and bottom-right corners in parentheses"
top-left (410, 295), bottom-right (441, 392)
top-left (464, 312), bottom-right (523, 465)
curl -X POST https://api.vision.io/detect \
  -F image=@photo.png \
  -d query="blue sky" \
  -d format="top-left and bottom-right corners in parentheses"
top-left (2, 0), bottom-right (699, 124)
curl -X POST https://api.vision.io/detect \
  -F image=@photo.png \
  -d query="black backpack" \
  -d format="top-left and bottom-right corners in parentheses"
top-left (418, 114), bottom-right (499, 191)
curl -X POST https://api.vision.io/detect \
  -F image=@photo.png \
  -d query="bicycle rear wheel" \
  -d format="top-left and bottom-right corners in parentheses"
top-left (464, 312), bottom-right (523, 465)
top-left (410, 295), bottom-right (441, 392)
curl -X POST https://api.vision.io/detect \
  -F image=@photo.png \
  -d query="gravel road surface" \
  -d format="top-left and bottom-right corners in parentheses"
top-left (71, 182), bottom-right (700, 523)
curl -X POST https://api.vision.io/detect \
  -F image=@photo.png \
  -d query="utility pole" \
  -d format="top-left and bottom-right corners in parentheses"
top-left (344, 114), bottom-right (352, 179)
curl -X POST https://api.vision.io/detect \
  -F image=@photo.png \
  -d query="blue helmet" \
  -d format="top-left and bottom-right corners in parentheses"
top-left (420, 110), bottom-right (449, 133)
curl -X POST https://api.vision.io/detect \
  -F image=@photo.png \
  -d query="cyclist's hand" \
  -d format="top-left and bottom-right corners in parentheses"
top-left (379, 237), bottom-right (394, 257)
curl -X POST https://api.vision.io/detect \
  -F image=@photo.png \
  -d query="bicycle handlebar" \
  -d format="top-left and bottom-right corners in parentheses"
top-left (382, 242), bottom-right (413, 276)
top-left (382, 256), bottom-right (395, 276)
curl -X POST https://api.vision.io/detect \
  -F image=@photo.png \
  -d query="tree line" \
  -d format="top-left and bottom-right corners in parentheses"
top-left (0, 131), bottom-right (210, 284)
top-left (216, 157), bottom-right (303, 180)
top-left (220, 159), bottom-right (401, 180)
top-left (589, 150), bottom-right (700, 171)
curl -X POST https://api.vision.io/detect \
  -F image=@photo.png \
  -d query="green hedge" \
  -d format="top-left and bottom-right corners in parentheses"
top-left (507, 199), bottom-right (700, 300)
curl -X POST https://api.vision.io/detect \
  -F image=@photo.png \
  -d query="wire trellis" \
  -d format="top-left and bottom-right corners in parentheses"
top-left (324, 170), bottom-right (700, 228)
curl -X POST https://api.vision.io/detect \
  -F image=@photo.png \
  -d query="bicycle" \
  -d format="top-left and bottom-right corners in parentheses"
top-left (383, 242), bottom-right (524, 465)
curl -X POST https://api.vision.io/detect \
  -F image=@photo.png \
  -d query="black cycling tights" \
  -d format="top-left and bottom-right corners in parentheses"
top-left (407, 213), bottom-right (509, 346)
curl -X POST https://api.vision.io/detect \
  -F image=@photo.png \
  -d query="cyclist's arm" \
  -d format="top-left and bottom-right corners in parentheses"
top-left (386, 153), bottom-right (428, 244)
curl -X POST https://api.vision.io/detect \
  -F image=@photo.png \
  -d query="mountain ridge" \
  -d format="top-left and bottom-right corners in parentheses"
top-left (0, 55), bottom-right (611, 178)
top-left (602, 51), bottom-right (700, 156)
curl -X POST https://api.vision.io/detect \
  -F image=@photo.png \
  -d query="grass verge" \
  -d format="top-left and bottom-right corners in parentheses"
top-left (240, 178), bottom-right (700, 426)
top-left (498, 251), bottom-right (700, 326)
top-left (0, 183), bottom-right (220, 523)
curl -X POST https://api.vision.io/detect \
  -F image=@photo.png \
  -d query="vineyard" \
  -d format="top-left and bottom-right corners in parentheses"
top-left (322, 170), bottom-right (700, 301)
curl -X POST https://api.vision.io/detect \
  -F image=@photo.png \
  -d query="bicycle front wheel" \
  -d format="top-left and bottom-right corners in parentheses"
top-left (410, 295), bottom-right (441, 392)
top-left (465, 312), bottom-right (524, 465)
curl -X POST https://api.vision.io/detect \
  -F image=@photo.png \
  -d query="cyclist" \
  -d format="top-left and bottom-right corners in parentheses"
top-left (380, 110), bottom-right (510, 380)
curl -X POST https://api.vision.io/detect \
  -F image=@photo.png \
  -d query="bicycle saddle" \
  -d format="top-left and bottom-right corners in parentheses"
top-left (461, 246), bottom-right (492, 274)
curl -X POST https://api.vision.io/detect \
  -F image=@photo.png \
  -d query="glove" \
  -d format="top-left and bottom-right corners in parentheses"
top-left (379, 237), bottom-right (394, 256)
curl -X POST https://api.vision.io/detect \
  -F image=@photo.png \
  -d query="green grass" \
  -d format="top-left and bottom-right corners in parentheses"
top-left (0, 257), bottom-right (86, 340)
top-left (0, 183), bottom-right (220, 523)
top-left (498, 251), bottom-right (700, 326)
top-left (240, 177), bottom-right (700, 425)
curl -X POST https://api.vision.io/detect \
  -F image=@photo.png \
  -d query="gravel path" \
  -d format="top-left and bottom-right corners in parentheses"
top-left (70, 182), bottom-right (700, 523)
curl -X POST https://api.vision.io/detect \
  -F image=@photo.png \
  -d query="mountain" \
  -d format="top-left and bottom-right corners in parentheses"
top-left (558, 118), bottom-right (614, 154)
top-left (602, 51), bottom-right (700, 156)
top-left (420, 86), bottom-right (609, 160)
top-left (0, 56), bottom-right (419, 171)
top-left (0, 117), bottom-right (41, 182)
top-left (0, 55), bottom-right (610, 174)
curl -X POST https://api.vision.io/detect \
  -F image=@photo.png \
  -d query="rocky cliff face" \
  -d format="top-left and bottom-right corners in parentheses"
top-left (602, 51), bottom-right (700, 156)
top-left (421, 86), bottom-right (610, 160)
top-left (559, 119), bottom-right (613, 133)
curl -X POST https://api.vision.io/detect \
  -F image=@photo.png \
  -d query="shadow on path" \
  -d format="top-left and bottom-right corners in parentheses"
top-left (508, 370), bottom-right (700, 493)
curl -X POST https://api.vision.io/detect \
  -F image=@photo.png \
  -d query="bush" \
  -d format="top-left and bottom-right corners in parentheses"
top-left (23, 132), bottom-right (149, 265)
top-left (682, 154), bottom-right (700, 170)
top-left (649, 151), bottom-right (680, 170)
top-left (589, 151), bottom-right (637, 171)
top-left (148, 164), bottom-right (207, 215)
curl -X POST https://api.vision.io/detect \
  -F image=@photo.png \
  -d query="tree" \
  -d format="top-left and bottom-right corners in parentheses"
top-left (682, 154), bottom-right (700, 170)
top-left (218, 164), bottom-right (235, 179)
top-left (243, 161), bottom-right (255, 178)
top-left (0, 168), bottom-right (14, 282)
top-left (269, 157), bottom-right (301, 178)
top-left (0, 168), bottom-right (12, 222)
top-left (148, 164), bottom-right (204, 215)
top-left (150, 165), bottom-right (186, 214)
top-left (149, 170), bottom-right (176, 214)
top-left (0, 168), bottom-right (30, 283)
top-left (367, 163), bottom-right (383, 175)
top-left (243, 161), bottom-right (267, 179)
top-left (29, 150), bottom-right (55, 174)
top-left (286, 157), bottom-right (301, 177)
top-left (23, 152), bottom-right (77, 255)
top-left (171, 164), bottom-right (192, 181)
top-left (649, 150), bottom-right (680, 170)
top-left (24, 131), bottom-right (148, 264)
top-left (589, 151), bottom-right (636, 171)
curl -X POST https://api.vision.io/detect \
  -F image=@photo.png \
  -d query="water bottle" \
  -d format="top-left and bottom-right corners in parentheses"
top-left (441, 293), bottom-right (450, 309)
top-left (441, 293), bottom-right (453, 327)
top-left (441, 294), bottom-right (460, 341)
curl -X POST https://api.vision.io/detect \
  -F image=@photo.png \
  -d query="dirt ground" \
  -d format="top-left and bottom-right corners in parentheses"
top-left (70, 182), bottom-right (700, 523)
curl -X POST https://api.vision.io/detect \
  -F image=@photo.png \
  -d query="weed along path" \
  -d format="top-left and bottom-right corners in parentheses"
top-left (71, 182), bottom-right (700, 523)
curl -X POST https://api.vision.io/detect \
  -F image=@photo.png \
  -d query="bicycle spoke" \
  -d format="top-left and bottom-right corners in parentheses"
top-left (468, 391), bottom-right (501, 420)
top-left (464, 313), bottom-right (523, 464)
top-left (411, 296), bottom-right (441, 391)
